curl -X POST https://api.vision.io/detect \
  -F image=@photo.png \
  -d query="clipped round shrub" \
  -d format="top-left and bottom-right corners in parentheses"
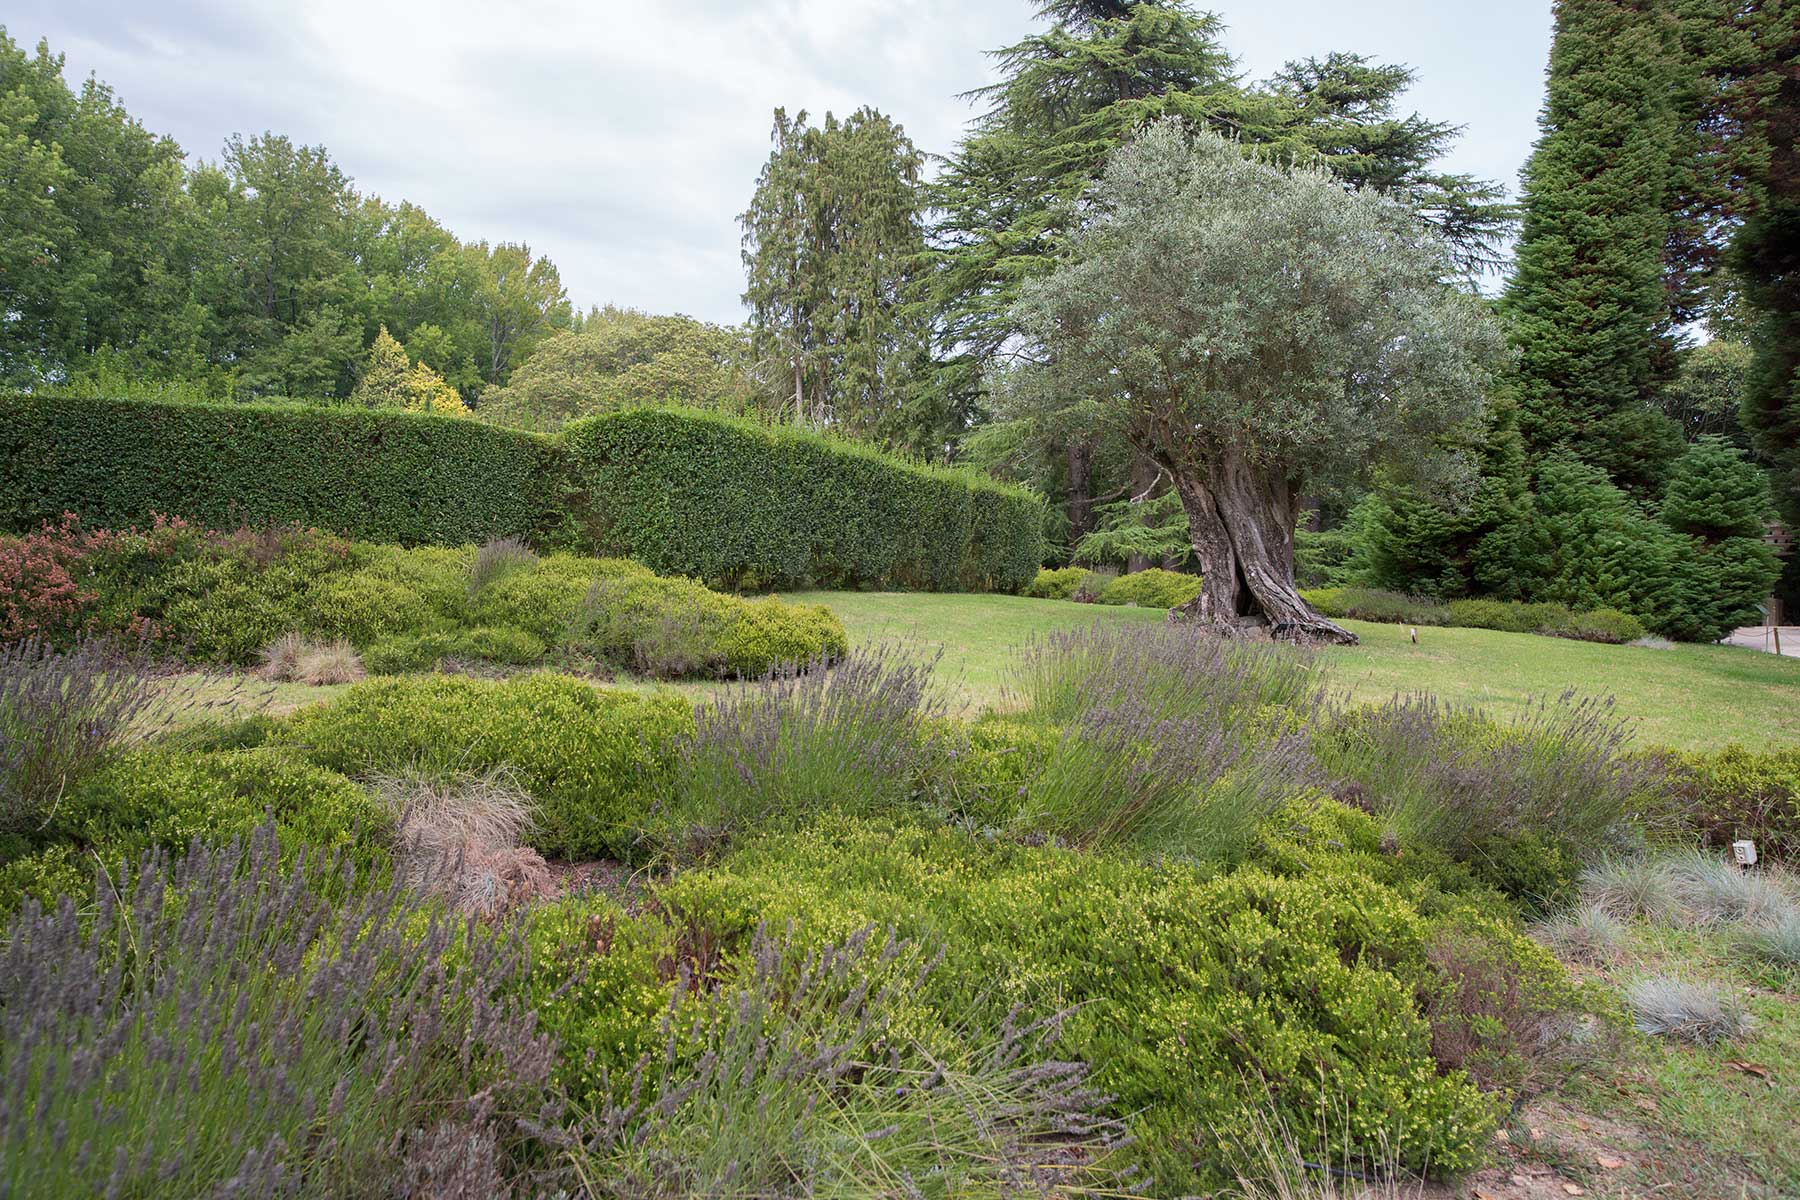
top-left (1026, 566), bottom-right (1091, 601)
top-left (1444, 598), bottom-right (1528, 633)
top-left (718, 598), bottom-right (847, 676)
top-left (1097, 567), bottom-right (1203, 609)
top-left (284, 673), bottom-right (693, 859)
top-left (1562, 608), bottom-right (1647, 645)
top-left (465, 556), bottom-right (606, 642)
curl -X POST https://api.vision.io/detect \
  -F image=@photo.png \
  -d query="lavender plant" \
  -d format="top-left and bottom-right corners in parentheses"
top-left (555, 923), bottom-right (1125, 1197)
top-left (1315, 691), bottom-right (1650, 871)
top-left (0, 636), bottom-right (249, 837)
top-left (656, 645), bottom-right (942, 857)
top-left (1005, 623), bottom-right (1321, 857)
top-left (467, 535), bottom-right (539, 597)
top-left (0, 825), bottom-right (558, 1198)
top-left (1016, 622), bottom-right (1324, 735)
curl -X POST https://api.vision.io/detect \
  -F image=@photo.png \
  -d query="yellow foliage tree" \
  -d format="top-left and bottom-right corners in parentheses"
top-left (351, 326), bottom-right (469, 416)
top-left (403, 362), bottom-right (469, 416)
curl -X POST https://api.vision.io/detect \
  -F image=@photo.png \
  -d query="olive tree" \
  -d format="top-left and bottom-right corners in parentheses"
top-left (1014, 119), bottom-right (1506, 642)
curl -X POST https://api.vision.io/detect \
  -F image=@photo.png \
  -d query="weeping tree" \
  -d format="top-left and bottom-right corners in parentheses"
top-left (1013, 120), bottom-right (1507, 643)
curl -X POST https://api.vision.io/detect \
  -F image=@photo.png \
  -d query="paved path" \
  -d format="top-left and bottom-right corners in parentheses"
top-left (1726, 625), bottom-right (1800, 657)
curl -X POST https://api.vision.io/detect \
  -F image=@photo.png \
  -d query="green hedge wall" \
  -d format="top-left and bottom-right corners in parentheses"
top-left (1, 394), bottom-right (560, 546)
top-left (560, 409), bottom-right (1043, 591)
top-left (1, 395), bottom-right (1044, 593)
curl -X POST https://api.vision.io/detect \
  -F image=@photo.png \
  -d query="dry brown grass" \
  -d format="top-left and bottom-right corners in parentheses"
top-left (374, 769), bottom-right (554, 918)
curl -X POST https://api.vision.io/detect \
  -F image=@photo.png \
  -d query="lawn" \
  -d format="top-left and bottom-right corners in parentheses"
top-left (786, 591), bottom-right (1800, 750)
top-left (175, 590), bottom-right (1799, 752)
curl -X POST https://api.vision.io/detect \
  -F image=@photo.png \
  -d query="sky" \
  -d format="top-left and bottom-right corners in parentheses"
top-left (10, 0), bottom-right (1555, 325)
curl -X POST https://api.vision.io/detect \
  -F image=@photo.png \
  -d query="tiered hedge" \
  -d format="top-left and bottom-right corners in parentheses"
top-left (561, 409), bottom-right (1043, 591)
top-left (0, 395), bottom-right (1044, 592)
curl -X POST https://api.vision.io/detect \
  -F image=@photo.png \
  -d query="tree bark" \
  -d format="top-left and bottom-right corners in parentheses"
top-left (1127, 450), bottom-right (1157, 574)
top-left (1168, 449), bottom-right (1357, 644)
top-left (1067, 438), bottom-right (1095, 547)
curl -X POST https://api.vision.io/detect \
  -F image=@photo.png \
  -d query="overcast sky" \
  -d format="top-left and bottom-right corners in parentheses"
top-left (11, 1), bottom-right (1554, 325)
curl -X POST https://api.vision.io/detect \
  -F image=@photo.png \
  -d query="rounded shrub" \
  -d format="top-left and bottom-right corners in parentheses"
top-left (1026, 566), bottom-right (1090, 601)
top-left (1097, 567), bottom-right (1203, 609)
top-left (283, 673), bottom-right (693, 859)
top-left (1562, 608), bottom-right (1647, 644)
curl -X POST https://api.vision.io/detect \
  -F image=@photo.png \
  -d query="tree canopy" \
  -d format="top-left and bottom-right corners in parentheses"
top-left (1014, 119), bottom-right (1507, 640)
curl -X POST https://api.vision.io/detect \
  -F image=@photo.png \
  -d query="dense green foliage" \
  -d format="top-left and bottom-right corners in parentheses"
top-left (1652, 745), bottom-right (1800, 861)
top-left (1501, 0), bottom-right (1692, 471)
top-left (0, 516), bottom-right (848, 678)
top-left (0, 393), bottom-right (560, 546)
top-left (478, 307), bottom-right (758, 431)
top-left (561, 407), bottom-right (1043, 591)
top-left (0, 394), bottom-right (1044, 594)
top-left (741, 108), bottom-right (936, 452)
top-left (1027, 565), bottom-right (1201, 608)
top-left (285, 673), bottom-right (690, 859)
top-left (1302, 587), bottom-right (1648, 645)
top-left (0, 32), bottom-right (570, 400)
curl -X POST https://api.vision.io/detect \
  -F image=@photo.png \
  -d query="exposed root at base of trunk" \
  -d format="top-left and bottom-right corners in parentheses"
top-left (1167, 600), bottom-right (1360, 646)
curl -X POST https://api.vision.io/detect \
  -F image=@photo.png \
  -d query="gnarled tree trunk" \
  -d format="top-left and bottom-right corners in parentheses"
top-left (1167, 448), bottom-right (1356, 644)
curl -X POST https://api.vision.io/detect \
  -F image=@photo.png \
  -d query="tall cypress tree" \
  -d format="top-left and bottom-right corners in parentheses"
top-left (1502, 0), bottom-right (1689, 471)
top-left (1717, 2), bottom-right (1800, 536)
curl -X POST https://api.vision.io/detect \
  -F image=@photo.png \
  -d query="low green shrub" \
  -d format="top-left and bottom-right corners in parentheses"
top-left (528, 814), bottom-right (1534, 1192)
top-left (566, 565), bottom-right (848, 678)
top-left (1025, 565), bottom-right (1091, 600)
top-left (1560, 607), bottom-right (1647, 644)
top-left (27, 522), bottom-right (846, 679)
top-left (1, 745), bottom-right (392, 915)
top-left (1311, 588), bottom-right (1652, 645)
top-left (284, 673), bottom-right (692, 859)
top-left (364, 625), bottom-right (547, 674)
top-left (1096, 567), bottom-right (1203, 608)
top-left (1649, 745), bottom-right (1800, 861)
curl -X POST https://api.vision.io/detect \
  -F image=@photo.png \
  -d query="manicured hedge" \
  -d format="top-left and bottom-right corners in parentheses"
top-left (1, 395), bottom-right (1045, 593)
top-left (0, 393), bottom-right (560, 546)
top-left (560, 408), bottom-right (1044, 591)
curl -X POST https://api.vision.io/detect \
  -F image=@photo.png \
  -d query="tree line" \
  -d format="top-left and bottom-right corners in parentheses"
top-left (4, 2), bottom-right (1794, 633)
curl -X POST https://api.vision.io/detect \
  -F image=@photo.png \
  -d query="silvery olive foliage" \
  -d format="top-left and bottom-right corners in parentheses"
top-left (1012, 118), bottom-right (1510, 500)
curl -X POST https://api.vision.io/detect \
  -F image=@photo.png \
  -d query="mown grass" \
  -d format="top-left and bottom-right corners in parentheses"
top-left (163, 591), bottom-right (1797, 752)
top-left (788, 592), bottom-right (1800, 749)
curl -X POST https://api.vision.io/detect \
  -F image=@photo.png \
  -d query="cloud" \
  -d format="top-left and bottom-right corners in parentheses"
top-left (8, 0), bottom-right (1549, 323)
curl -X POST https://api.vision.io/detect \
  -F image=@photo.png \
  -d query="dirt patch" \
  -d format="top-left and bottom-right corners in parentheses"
top-left (1421, 1096), bottom-right (1768, 1200)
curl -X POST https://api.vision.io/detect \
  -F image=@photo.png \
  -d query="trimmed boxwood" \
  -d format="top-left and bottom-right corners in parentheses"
top-left (1, 395), bottom-right (1045, 594)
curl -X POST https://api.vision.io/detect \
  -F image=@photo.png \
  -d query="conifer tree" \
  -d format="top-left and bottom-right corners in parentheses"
top-left (1501, 0), bottom-right (1690, 471)
top-left (739, 107), bottom-right (932, 450)
top-left (349, 326), bottom-right (410, 408)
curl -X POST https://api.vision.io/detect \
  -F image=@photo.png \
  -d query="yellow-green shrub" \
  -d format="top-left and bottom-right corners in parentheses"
top-left (284, 673), bottom-right (692, 858)
top-left (1097, 567), bottom-right (1202, 608)
top-left (527, 813), bottom-right (1521, 1192)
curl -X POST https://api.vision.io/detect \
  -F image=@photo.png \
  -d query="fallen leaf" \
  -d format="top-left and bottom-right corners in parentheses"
top-left (1562, 1185), bottom-right (1586, 1196)
top-left (1725, 1061), bottom-right (1772, 1080)
top-left (1633, 1096), bottom-right (1660, 1113)
top-left (1597, 1154), bottom-right (1626, 1169)
top-left (1575, 1118), bottom-right (1591, 1131)
top-left (1495, 1129), bottom-right (1510, 1143)
top-left (1474, 1190), bottom-right (1500, 1200)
